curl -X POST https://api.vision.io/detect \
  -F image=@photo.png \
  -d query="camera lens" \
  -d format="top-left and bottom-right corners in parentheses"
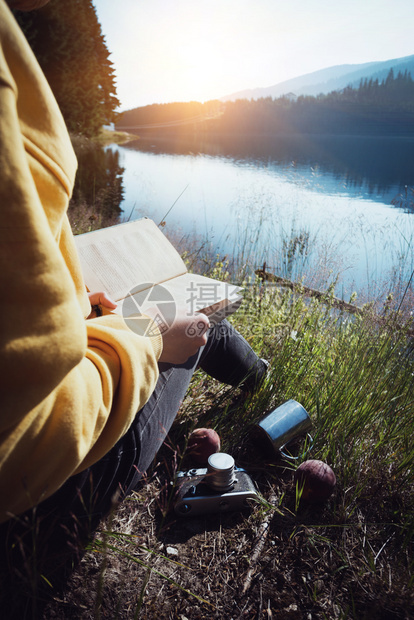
top-left (206, 453), bottom-right (236, 492)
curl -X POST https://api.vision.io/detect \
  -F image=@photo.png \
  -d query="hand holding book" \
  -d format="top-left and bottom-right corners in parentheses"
top-left (145, 307), bottom-right (209, 364)
top-left (87, 291), bottom-right (117, 319)
top-left (74, 219), bottom-right (243, 326)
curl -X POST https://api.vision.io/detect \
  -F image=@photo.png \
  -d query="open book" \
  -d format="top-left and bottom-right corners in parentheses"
top-left (74, 218), bottom-right (242, 326)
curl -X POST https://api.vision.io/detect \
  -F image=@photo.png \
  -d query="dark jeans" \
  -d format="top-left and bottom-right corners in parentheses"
top-left (0, 320), bottom-right (266, 585)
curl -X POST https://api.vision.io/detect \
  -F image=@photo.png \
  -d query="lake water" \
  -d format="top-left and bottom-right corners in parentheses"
top-left (108, 133), bottom-right (414, 303)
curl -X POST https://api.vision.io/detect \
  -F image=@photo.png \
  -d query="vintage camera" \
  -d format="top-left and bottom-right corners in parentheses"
top-left (174, 453), bottom-right (259, 517)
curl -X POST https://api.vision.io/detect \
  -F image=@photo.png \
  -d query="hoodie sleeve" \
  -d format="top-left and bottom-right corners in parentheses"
top-left (0, 1), bottom-right (162, 522)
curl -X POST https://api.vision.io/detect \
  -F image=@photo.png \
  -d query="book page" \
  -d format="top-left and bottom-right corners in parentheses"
top-left (118, 272), bottom-right (242, 324)
top-left (74, 219), bottom-right (187, 301)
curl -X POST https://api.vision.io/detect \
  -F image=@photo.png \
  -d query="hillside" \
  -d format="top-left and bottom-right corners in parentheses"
top-left (221, 54), bottom-right (414, 102)
top-left (117, 71), bottom-right (414, 138)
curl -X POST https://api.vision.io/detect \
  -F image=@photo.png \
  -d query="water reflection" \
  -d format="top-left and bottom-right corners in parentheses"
top-left (123, 133), bottom-right (414, 203)
top-left (69, 141), bottom-right (125, 231)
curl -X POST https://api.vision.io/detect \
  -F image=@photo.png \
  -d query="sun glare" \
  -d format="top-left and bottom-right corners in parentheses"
top-left (95, 0), bottom-right (414, 108)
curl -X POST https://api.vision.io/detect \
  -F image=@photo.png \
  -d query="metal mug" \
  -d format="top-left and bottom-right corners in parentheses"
top-left (253, 399), bottom-right (313, 460)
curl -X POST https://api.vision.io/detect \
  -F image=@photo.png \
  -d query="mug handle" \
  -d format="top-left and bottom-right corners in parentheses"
top-left (279, 433), bottom-right (313, 460)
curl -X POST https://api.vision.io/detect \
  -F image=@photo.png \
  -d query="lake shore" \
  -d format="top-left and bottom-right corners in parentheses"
top-left (70, 128), bottom-right (139, 149)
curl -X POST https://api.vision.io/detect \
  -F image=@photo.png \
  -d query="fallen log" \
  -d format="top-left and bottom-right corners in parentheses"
top-left (254, 264), bottom-right (414, 337)
top-left (255, 266), bottom-right (364, 316)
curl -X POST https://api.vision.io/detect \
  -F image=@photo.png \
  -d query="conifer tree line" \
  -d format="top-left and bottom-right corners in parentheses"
top-left (13, 0), bottom-right (119, 137)
top-left (119, 69), bottom-right (414, 138)
top-left (320, 68), bottom-right (414, 106)
top-left (209, 69), bottom-right (414, 136)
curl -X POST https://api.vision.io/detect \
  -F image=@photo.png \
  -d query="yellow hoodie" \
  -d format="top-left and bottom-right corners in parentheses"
top-left (0, 1), bottom-right (162, 523)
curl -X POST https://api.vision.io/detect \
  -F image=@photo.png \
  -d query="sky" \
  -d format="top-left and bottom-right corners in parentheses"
top-left (92, 0), bottom-right (414, 111)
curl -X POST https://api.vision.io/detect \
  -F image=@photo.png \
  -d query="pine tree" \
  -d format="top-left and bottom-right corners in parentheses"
top-left (14, 0), bottom-right (120, 137)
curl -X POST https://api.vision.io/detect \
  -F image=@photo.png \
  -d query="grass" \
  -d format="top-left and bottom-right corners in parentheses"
top-left (2, 222), bottom-right (414, 619)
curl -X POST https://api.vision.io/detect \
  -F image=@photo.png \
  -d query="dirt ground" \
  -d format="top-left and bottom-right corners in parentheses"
top-left (40, 442), bottom-right (414, 620)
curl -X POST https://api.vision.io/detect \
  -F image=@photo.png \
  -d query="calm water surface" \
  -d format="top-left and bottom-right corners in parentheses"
top-left (110, 134), bottom-right (414, 300)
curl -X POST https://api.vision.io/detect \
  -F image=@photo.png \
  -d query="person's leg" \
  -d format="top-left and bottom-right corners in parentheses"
top-left (132, 319), bottom-right (267, 477)
top-left (198, 319), bottom-right (268, 391)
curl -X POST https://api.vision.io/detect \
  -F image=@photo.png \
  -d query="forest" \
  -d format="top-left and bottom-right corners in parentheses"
top-left (117, 100), bottom-right (223, 129)
top-left (13, 0), bottom-right (119, 137)
top-left (118, 69), bottom-right (414, 137)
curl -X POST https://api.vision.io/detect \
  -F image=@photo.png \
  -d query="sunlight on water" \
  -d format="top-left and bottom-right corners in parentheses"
top-left (112, 137), bottom-right (414, 303)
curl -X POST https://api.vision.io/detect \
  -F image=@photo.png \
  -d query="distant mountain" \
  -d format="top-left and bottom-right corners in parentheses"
top-left (220, 54), bottom-right (414, 102)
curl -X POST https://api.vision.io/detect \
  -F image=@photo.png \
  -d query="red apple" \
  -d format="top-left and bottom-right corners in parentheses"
top-left (186, 428), bottom-right (221, 466)
top-left (294, 460), bottom-right (336, 502)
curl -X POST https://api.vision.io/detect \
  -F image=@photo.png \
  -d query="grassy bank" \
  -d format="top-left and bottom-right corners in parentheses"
top-left (45, 241), bottom-right (414, 616)
top-left (5, 224), bottom-right (414, 618)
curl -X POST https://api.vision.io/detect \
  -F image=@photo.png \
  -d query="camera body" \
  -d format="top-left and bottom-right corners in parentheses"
top-left (174, 465), bottom-right (259, 517)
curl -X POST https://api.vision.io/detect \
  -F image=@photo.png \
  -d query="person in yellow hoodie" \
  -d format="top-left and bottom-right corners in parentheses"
top-left (0, 0), bottom-right (267, 586)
